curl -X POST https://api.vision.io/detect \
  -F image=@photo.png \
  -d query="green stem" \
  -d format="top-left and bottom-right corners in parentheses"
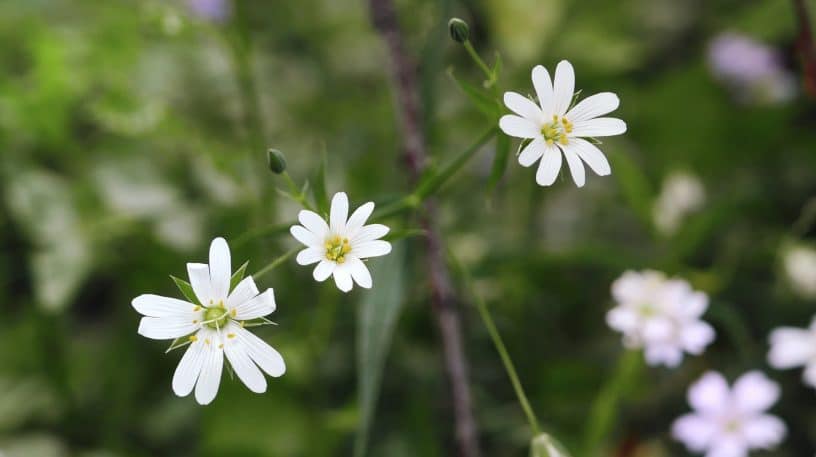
top-left (449, 251), bottom-right (541, 436)
top-left (463, 40), bottom-right (493, 82)
top-left (252, 247), bottom-right (298, 280)
top-left (582, 349), bottom-right (642, 456)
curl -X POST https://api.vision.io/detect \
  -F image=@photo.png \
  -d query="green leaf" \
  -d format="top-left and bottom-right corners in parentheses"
top-left (230, 260), bottom-right (249, 290)
top-left (608, 150), bottom-right (654, 229)
top-left (488, 51), bottom-right (502, 87)
top-left (313, 150), bottom-right (330, 216)
top-left (170, 275), bottom-right (200, 306)
top-left (353, 242), bottom-right (406, 457)
top-left (486, 132), bottom-right (510, 193)
top-left (448, 68), bottom-right (500, 120)
top-left (382, 228), bottom-right (426, 242)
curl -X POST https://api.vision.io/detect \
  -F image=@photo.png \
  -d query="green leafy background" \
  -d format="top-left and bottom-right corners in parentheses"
top-left (0, 0), bottom-right (814, 456)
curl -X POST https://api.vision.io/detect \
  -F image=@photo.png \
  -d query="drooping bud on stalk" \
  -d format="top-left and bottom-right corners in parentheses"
top-left (448, 18), bottom-right (470, 44)
top-left (266, 148), bottom-right (287, 174)
top-left (531, 434), bottom-right (570, 457)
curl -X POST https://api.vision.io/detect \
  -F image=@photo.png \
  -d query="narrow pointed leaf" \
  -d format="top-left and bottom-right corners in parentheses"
top-left (170, 275), bottom-right (200, 306)
top-left (486, 131), bottom-right (511, 193)
top-left (353, 242), bottom-right (406, 457)
top-left (230, 260), bottom-right (249, 290)
top-left (448, 68), bottom-right (500, 120)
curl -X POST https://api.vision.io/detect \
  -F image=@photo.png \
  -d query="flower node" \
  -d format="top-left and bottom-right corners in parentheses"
top-left (324, 235), bottom-right (352, 263)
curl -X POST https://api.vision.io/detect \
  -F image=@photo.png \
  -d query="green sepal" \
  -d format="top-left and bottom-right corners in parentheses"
top-left (170, 275), bottom-right (201, 306)
top-left (230, 260), bottom-right (249, 290)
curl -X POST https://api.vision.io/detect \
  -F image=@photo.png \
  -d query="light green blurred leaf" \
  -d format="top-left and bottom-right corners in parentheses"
top-left (354, 242), bottom-right (406, 457)
top-left (313, 150), bottom-right (330, 216)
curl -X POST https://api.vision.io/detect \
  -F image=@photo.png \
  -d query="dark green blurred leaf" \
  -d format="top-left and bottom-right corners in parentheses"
top-left (487, 132), bottom-right (511, 193)
top-left (313, 150), bottom-right (330, 216)
top-left (608, 149), bottom-right (654, 228)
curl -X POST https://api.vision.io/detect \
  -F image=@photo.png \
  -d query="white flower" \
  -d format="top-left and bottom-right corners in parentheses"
top-left (782, 244), bottom-right (816, 299)
top-left (606, 270), bottom-right (715, 367)
top-left (768, 316), bottom-right (816, 388)
top-left (132, 237), bottom-right (285, 405)
top-left (290, 192), bottom-right (392, 292)
top-left (672, 371), bottom-right (786, 457)
top-left (498, 60), bottom-right (627, 187)
top-left (653, 171), bottom-right (705, 235)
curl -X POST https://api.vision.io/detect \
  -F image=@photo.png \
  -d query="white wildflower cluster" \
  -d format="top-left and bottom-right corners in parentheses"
top-left (607, 270), bottom-right (715, 367)
top-left (132, 193), bottom-right (392, 404)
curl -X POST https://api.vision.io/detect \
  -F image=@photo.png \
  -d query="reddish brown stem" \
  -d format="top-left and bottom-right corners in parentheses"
top-left (368, 1), bottom-right (481, 456)
top-left (793, 0), bottom-right (816, 98)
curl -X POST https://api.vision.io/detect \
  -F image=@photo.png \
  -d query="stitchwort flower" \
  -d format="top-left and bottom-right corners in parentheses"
top-left (607, 270), bottom-right (715, 367)
top-left (290, 192), bottom-right (391, 292)
top-left (673, 371), bottom-right (786, 457)
top-left (499, 60), bottom-right (627, 187)
top-left (132, 237), bottom-right (285, 405)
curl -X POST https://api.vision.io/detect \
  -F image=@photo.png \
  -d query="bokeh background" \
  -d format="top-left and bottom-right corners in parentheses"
top-left (1, 0), bottom-right (815, 456)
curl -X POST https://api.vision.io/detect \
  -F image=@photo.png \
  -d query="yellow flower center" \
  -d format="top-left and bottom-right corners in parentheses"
top-left (203, 302), bottom-right (229, 330)
top-left (541, 115), bottom-right (572, 146)
top-left (325, 235), bottom-right (352, 264)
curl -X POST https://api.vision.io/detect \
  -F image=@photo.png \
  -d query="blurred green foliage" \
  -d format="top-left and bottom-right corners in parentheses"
top-left (1, 0), bottom-right (815, 456)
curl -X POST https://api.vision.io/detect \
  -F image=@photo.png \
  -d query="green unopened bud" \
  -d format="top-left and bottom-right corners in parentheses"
top-left (448, 18), bottom-right (469, 44)
top-left (266, 148), bottom-right (287, 174)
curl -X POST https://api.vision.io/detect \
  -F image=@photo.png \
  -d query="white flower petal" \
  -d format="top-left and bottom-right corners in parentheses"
top-left (565, 92), bottom-right (620, 122)
top-left (223, 324), bottom-right (267, 394)
top-left (346, 202), bottom-right (375, 235)
top-left (194, 333), bottom-right (224, 405)
top-left (354, 240), bottom-right (392, 258)
top-left (742, 415), bottom-right (786, 449)
top-left (298, 210), bottom-right (329, 237)
top-left (803, 362), bottom-right (816, 387)
top-left (552, 60), bottom-right (575, 116)
top-left (535, 144), bottom-right (562, 186)
top-left (227, 276), bottom-right (259, 310)
top-left (733, 371), bottom-right (779, 414)
top-left (562, 138), bottom-right (610, 176)
top-left (644, 344), bottom-right (683, 367)
top-left (208, 237), bottom-right (231, 302)
top-left (172, 334), bottom-right (206, 397)
top-left (233, 325), bottom-right (285, 377)
top-left (333, 265), bottom-right (354, 292)
top-left (313, 260), bottom-right (335, 282)
top-left (571, 117), bottom-right (627, 137)
top-left (351, 224), bottom-right (390, 244)
top-left (290, 225), bottom-right (321, 247)
top-left (678, 291), bottom-right (709, 319)
top-left (232, 288), bottom-right (275, 320)
top-left (768, 327), bottom-right (815, 368)
top-left (532, 64), bottom-right (554, 115)
top-left (499, 115), bottom-right (540, 139)
top-left (681, 321), bottom-right (715, 354)
top-left (296, 247), bottom-right (324, 266)
top-left (706, 436), bottom-right (748, 457)
top-left (606, 307), bottom-right (638, 333)
top-left (518, 138), bottom-right (545, 167)
top-left (561, 146), bottom-right (585, 187)
top-left (688, 371), bottom-right (730, 415)
top-left (347, 257), bottom-right (372, 289)
top-left (672, 414), bottom-right (717, 452)
top-left (187, 262), bottom-right (212, 305)
top-left (132, 294), bottom-right (195, 318)
top-left (330, 192), bottom-right (349, 233)
top-left (642, 317), bottom-right (674, 343)
top-left (138, 316), bottom-right (199, 340)
top-left (504, 91), bottom-right (543, 122)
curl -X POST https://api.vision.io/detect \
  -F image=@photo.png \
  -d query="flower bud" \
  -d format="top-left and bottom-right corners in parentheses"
top-left (448, 18), bottom-right (469, 44)
top-left (266, 148), bottom-right (287, 174)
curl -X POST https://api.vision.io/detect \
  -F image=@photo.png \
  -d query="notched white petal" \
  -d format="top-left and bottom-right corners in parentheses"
top-left (132, 294), bottom-right (195, 318)
top-left (233, 288), bottom-right (276, 320)
top-left (208, 237), bottom-right (231, 302)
